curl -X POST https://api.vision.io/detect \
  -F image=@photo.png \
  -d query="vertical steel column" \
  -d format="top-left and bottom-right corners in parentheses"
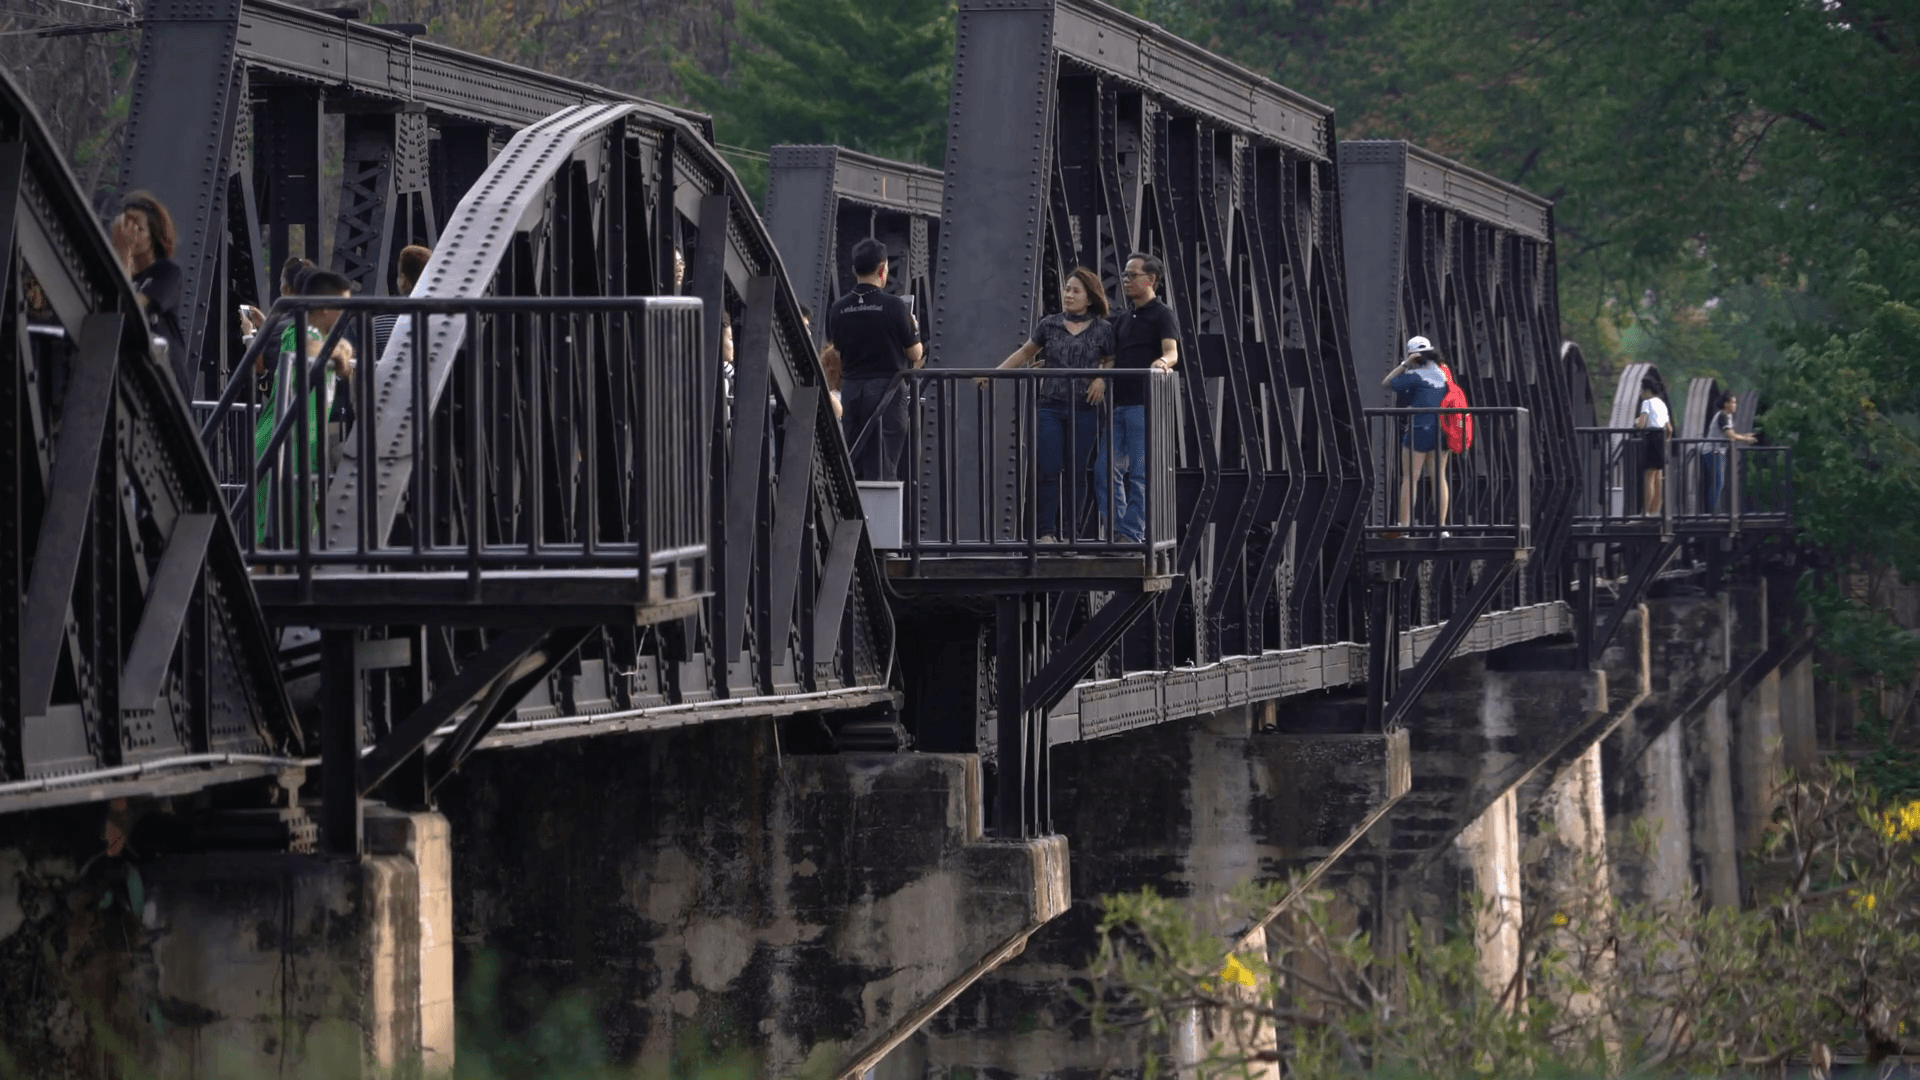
top-left (321, 629), bottom-right (363, 856)
top-left (1365, 568), bottom-right (1400, 732)
top-left (331, 113), bottom-right (403, 295)
top-left (117, 0), bottom-right (244, 390)
top-left (994, 594), bottom-right (1031, 837)
top-left (255, 87), bottom-right (325, 294)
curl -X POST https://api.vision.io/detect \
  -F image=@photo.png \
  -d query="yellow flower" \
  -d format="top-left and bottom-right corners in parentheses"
top-left (1551, 912), bottom-right (1570, 927)
top-left (1855, 891), bottom-right (1878, 913)
top-left (1220, 953), bottom-right (1258, 989)
top-left (1880, 800), bottom-right (1920, 843)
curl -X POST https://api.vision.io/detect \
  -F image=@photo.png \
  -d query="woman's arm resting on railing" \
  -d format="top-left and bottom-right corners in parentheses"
top-left (977, 341), bottom-right (1039, 387)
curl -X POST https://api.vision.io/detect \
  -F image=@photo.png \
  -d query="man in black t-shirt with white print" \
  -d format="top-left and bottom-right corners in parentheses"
top-left (822, 237), bottom-right (922, 480)
top-left (1096, 253), bottom-right (1180, 543)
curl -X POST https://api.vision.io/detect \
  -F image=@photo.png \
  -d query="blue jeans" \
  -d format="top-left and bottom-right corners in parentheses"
top-left (1705, 450), bottom-right (1727, 513)
top-left (1095, 404), bottom-right (1148, 541)
top-left (1037, 403), bottom-right (1099, 538)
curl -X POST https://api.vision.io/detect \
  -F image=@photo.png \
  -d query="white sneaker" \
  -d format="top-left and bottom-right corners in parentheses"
top-left (1440, 530), bottom-right (1453, 538)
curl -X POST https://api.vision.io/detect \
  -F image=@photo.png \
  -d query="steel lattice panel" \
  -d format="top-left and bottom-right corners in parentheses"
top-left (931, 0), bottom-right (1370, 671)
top-left (0, 66), bottom-right (299, 793)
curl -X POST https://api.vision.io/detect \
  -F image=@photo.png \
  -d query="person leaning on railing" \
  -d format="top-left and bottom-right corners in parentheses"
top-left (1705, 392), bottom-right (1758, 513)
top-left (1382, 335), bottom-right (1452, 535)
top-left (245, 260), bottom-right (357, 544)
top-left (1096, 254), bottom-right (1180, 545)
top-left (979, 266), bottom-right (1116, 542)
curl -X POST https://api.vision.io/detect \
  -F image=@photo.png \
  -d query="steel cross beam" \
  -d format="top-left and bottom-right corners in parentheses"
top-left (767, 145), bottom-right (943, 351)
top-left (0, 67), bottom-right (300, 805)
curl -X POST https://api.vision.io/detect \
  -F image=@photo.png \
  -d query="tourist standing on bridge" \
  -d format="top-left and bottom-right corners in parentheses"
top-left (111, 191), bottom-right (187, 390)
top-left (253, 261), bottom-right (356, 544)
top-left (372, 244), bottom-right (432, 358)
top-left (1383, 336), bottom-right (1452, 534)
top-left (1636, 381), bottom-right (1672, 516)
top-left (1098, 254), bottom-right (1180, 544)
top-left (981, 266), bottom-right (1116, 542)
top-left (1704, 392), bottom-right (1756, 513)
top-left (822, 238), bottom-right (922, 480)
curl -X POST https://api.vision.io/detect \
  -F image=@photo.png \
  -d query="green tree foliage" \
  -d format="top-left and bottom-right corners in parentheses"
top-left (678, 0), bottom-right (955, 196)
top-left (1085, 764), bottom-right (1920, 1078)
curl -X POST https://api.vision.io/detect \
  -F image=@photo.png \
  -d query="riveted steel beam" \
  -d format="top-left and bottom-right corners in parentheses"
top-left (1, 66), bottom-right (299, 802)
top-left (767, 145), bottom-right (943, 352)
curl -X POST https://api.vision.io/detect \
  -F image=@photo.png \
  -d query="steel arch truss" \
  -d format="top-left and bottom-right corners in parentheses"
top-left (932, 0), bottom-right (1369, 670)
top-left (0, 69), bottom-right (298, 802)
top-left (273, 103), bottom-right (897, 803)
top-left (107, 1), bottom-right (896, 818)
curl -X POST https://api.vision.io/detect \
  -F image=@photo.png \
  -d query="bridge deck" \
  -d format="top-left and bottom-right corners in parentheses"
top-left (252, 570), bottom-right (704, 628)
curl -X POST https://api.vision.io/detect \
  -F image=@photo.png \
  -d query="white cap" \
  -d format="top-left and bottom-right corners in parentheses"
top-left (1405, 335), bottom-right (1433, 356)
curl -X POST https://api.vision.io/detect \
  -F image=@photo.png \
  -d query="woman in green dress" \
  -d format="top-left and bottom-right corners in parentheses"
top-left (252, 261), bottom-right (356, 544)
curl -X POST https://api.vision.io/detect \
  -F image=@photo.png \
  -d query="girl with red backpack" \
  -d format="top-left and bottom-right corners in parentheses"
top-left (1383, 336), bottom-right (1455, 534)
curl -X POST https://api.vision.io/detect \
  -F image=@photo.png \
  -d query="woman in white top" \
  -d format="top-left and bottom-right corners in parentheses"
top-left (1634, 383), bottom-right (1672, 515)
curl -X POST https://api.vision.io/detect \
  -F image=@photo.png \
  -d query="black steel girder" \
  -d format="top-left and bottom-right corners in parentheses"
top-left (0, 67), bottom-right (299, 804)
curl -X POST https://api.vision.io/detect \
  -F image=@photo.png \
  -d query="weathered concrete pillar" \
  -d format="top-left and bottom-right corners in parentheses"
top-left (1725, 584), bottom-right (1785, 862)
top-left (1604, 596), bottom-right (1734, 910)
top-left (1453, 788), bottom-right (1521, 994)
top-left (439, 717), bottom-right (1066, 1079)
top-left (366, 807), bottom-right (455, 1075)
top-left (0, 803), bottom-right (441, 1079)
top-left (902, 707), bottom-right (1409, 1077)
top-left (1374, 646), bottom-right (1609, 967)
top-left (1779, 650), bottom-right (1819, 769)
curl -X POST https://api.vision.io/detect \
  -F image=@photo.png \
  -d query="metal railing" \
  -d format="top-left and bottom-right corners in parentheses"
top-left (1362, 407), bottom-right (1533, 550)
top-left (198, 295), bottom-right (710, 594)
top-left (850, 367), bottom-right (1180, 573)
top-left (1573, 428), bottom-right (1792, 531)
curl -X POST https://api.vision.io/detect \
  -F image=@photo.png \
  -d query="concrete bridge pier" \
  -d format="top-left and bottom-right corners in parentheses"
top-left (435, 717), bottom-right (1066, 1079)
top-left (1361, 643), bottom-right (1617, 992)
top-left (0, 796), bottom-right (453, 1079)
top-left (1602, 594), bottom-right (1756, 911)
top-left (898, 703), bottom-right (1410, 1077)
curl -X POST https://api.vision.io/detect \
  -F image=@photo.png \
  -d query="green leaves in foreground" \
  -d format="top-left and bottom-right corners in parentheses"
top-left (1084, 763), bottom-right (1920, 1079)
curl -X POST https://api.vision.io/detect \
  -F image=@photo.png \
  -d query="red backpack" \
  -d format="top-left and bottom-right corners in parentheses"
top-left (1439, 363), bottom-right (1473, 453)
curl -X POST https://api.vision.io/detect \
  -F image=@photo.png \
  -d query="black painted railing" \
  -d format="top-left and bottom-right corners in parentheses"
top-left (852, 367), bottom-right (1180, 576)
top-left (1362, 407), bottom-right (1533, 554)
top-left (1573, 427), bottom-right (1792, 532)
top-left (198, 296), bottom-right (710, 602)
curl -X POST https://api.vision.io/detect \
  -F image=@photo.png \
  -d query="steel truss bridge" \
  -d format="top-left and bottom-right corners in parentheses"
top-left (0, 0), bottom-right (1792, 850)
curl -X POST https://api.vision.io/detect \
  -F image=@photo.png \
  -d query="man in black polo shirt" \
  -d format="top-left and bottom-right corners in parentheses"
top-left (1096, 253), bottom-right (1180, 542)
top-left (822, 237), bottom-right (922, 480)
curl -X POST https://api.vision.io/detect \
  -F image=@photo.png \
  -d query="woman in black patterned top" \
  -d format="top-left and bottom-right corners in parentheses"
top-left (981, 266), bottom-right (1116, 541)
